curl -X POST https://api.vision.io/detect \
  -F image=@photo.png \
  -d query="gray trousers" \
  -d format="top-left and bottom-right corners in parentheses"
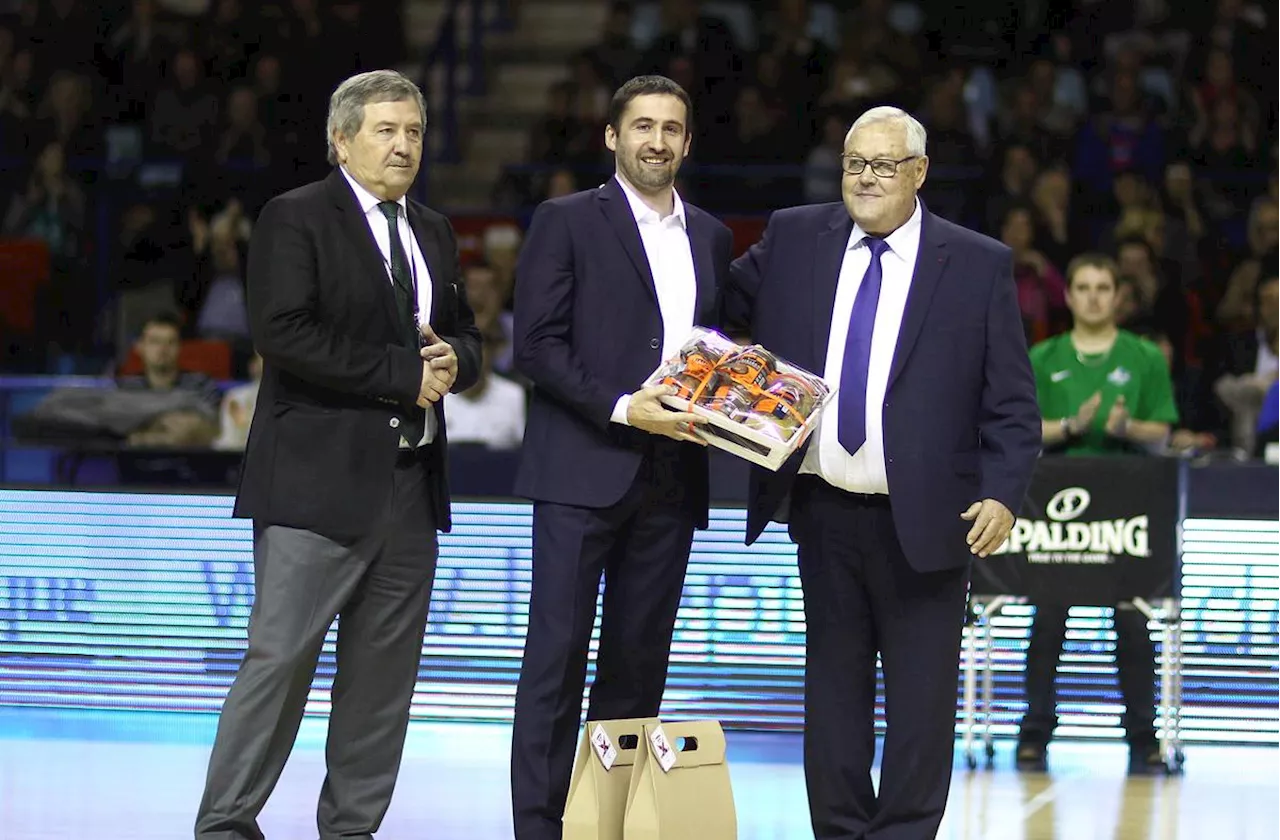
top-left (195, 455), bottom-right (439, 840)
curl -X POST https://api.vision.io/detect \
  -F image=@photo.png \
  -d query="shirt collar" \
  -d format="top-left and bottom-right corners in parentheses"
top-left (848, 198), bottom-right (923, 258)
top-left (614, 174), bottom-right (686, 229)
top-left (341, 166), bottom-right (407, 217)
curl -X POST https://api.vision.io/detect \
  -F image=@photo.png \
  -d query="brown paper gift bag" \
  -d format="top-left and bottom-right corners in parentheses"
top-left (563, 717), bottom-right (662, 840)
top-left (623, 720), bottom-right (737, 840)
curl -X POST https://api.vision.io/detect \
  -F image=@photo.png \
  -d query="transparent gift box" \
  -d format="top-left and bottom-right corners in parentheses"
top-left (643, 327), bottom-right (836, 470)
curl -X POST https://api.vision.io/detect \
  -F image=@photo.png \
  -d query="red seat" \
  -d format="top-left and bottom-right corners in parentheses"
top-left (120, 339), bottom-right (233, 379)
top-left (0, 238), bottom-right (52, 333)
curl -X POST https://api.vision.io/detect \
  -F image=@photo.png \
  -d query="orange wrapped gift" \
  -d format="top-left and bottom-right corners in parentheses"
top-left (644, 328), bottom-right (835, 470)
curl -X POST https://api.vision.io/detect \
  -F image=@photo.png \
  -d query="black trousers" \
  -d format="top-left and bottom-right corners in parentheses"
top-left (195, 452), bottom-right (439, 840)
top-left (789, 477), bottom-right (971, 840)
top-left (1018, 601), bottom-right (1157, 747)
top-left (510, 446), bottom-right (696, 840)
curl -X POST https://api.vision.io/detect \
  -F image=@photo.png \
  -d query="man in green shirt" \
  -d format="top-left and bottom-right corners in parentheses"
top-left (1016, 253), bottom-right (1178, 774)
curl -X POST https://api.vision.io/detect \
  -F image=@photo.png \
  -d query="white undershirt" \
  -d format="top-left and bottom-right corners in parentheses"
top-left (1255, 329), bottom-right (1278, 380)
top-left (608, 174), bottom-right (698, 425)
top-left (443, 374), bottom-right (527, 449)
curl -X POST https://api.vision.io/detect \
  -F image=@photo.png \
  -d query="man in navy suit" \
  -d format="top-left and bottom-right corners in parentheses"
top-left (725, 106), bottom-right (1041, 839)
top-left (509, 75), bottom-right (733, 840)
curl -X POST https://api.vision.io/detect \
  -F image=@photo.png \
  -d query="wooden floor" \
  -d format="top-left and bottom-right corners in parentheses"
top-left (1, 709), bottom-right (1274, 839)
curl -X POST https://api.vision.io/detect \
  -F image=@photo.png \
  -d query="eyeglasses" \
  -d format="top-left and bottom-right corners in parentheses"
top-left (842, 155), bottom-right (919, 177)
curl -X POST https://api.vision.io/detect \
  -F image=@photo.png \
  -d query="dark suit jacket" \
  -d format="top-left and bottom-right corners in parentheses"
top-left (1214, 329), bottom-right (1262, 379)
top-left (724, 202), bottom-right (1041, 572)
top-left (512, 178), bottom-right (733, 527)
top-left (233, 170), bottom-right (482, 539)
top-left (1193, 328), bottom-right (1273, 440)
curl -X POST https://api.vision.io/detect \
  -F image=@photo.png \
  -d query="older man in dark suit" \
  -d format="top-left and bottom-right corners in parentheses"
top-left (725, 106), bottom-right (1042, 839)
top-left (509, 75), bottom-right (733, 840)
top-left (195, 69), bottom-right (481, 840)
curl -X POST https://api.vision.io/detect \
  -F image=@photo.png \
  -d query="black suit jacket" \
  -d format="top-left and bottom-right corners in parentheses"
top-left (724, 202), bottom-right (1042, 572)
top-left (1192, 328), bottom-right (1265, 437)
top-left (233, 170), bottom-right (482, 539)
top-left (511, 178), bottom-right (733, 527)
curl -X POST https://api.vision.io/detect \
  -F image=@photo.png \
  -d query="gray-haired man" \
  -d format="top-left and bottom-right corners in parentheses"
top-left (724, 106), bottom-right (1040, 838)
top-left (194, 69), bottom-right (481, 840)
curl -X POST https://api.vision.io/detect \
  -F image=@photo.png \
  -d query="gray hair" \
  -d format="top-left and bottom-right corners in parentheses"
top-left (845, 106), bottom-right (928, 157)
top-left (326, 70), bottom-right (428, 165)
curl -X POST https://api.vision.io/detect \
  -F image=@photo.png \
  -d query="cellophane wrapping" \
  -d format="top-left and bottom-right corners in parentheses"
top-left (644, 327), bottom-right (834, 448)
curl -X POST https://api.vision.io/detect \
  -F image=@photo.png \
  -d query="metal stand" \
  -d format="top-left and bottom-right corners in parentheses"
top-left (962, 595), bottom-right (1019, 769)
top-left (1133, 596), bottom-right (1186, 774)
top-left (960, 595), bottom-right (1185, 774)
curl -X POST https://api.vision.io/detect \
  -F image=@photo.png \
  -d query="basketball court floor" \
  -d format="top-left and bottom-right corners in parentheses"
top-left (1, 708), bottom-right (1275, 839)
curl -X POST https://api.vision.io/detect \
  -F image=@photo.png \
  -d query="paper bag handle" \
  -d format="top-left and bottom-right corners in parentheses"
top-left (644, 720), bottom-right (727, 768)
top-left (586, 717), bottom-right (661, 752)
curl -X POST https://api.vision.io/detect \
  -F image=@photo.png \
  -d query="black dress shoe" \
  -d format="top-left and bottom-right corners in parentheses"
top-left (1128, 745), bottom-right (1166, 775)
top-left (1015, 742), bottom-right (1048, 772)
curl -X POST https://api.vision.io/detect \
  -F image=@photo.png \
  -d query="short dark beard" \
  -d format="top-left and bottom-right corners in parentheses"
top-left (618, 152), bottom-right (675, 193)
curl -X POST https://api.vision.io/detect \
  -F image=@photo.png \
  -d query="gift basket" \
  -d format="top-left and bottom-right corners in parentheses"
top-left (643, 327), bottom-right (835, 470)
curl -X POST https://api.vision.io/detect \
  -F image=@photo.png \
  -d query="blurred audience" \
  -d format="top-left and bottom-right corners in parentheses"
top-left (3, 140), bottom-right (85, 262)
top-left (117, 311), bottom-right (221, 448)
top-left (1208, 273), bottom-right (1279, 455)
top-left (149, 47), bottom-right (218, 156)
top-left (0, 0), bottom-right (1275, 464)
top-left (213, 349), bottom-right (261, 451)
top-left (442, 334), bottom-right (527, 450)
top-left (1216, 198), bottom-right (1278, 329)
top-left (1001, 202), bottom-right (1068, 344)
top-left (463, 259), bottom-right (515, 377)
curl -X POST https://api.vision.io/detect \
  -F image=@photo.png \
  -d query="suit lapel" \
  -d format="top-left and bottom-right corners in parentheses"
top-left (887, 208), bottom-right (948, 390)
top-left (406, 204), bottom-right (448, 324)
top-left (597, 179), bottom-right (658, 302)
top-left (813, 207), bottom-right (854, 371)
top-left (326, 171), bottom-right (402, 331)
top-left (686, 207), bottom-right (716, 321)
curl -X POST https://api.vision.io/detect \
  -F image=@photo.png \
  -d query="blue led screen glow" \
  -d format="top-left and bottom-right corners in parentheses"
top-left (0, 490), bottom-right (1275, 742)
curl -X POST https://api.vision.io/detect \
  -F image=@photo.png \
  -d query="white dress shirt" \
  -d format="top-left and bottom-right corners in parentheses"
top-left (609, 175), bottom-right (698, 425)
top-left (443, 373), bottom-right (528, 450)
top-left (341, 167), bottom-right (436, 446)
top-left (800, 199), bottom-right (923, 494)
top-left (1255, 329), bottom-right (1278, 380)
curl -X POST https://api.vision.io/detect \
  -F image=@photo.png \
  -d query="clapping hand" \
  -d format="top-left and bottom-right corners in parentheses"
top-left (1064, 391), bottom-right (1102, 437)
top-left (1105, 394), bottom-right (1130, 439)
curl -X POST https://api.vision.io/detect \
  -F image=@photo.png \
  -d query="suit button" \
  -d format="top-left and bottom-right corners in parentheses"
top-left (650, 338), bottom-right (660, 349)
top-left (389, 417), bottom-right (401, 429)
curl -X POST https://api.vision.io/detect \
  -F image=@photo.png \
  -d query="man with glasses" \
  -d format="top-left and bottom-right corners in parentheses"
top-left (724, 106), bottom-right (1040, 839)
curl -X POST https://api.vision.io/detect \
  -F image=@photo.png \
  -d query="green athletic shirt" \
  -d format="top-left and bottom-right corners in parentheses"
top-left (1028, 330), bottom-right (1180, 456)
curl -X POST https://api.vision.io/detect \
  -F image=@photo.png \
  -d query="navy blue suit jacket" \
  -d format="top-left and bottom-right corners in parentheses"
top-left (724, 202), bottom-right (1041, 572)
top-left (512, 178), bottom-right (733, 526)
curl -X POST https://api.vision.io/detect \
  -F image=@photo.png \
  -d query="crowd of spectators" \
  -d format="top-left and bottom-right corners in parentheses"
top-left (511, 0), bottom-right (1277, 457)
top-left (0, 0), bottom-right (1276, 462)
top-left (1, 0), bottom-right (403, 367)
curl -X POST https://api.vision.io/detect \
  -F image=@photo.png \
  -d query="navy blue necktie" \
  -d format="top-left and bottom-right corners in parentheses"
top-left (837, 236), bottom-right (890, 455)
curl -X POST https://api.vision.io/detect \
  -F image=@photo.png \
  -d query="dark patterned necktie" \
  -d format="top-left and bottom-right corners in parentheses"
top-left (377, 200), bottom-right (426, 445)
top-left (377, 200), bottom-right (420, 350)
